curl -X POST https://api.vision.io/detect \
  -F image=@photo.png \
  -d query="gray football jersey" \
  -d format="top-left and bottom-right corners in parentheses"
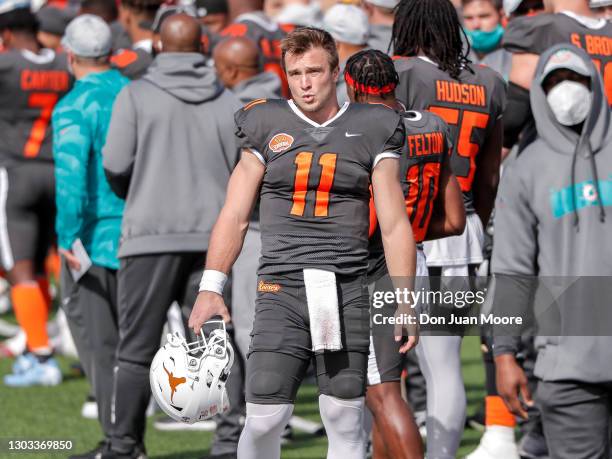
top-left (394, 57), bottom-right (507, 213)
top-left (235, 99), bottom-right (405, 276)
top-left (503, 13), bottom-right (612, 105)
top-left (110, 47), bottom-right (153, 80)
top-left (0, 49), bottom-right (71, 166)
top-left (368, 110), bottom-right (451, 279)
top-left (220, 13), bottom-right (289, 97)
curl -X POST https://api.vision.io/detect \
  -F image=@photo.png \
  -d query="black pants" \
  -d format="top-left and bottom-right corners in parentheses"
top-left (109, 252), bottom-right (205, 454)
top-left (61, 261), bottom-right (118, 438)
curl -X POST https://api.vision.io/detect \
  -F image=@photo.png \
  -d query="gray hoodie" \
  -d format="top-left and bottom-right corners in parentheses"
top-left (232, 71), bottom-right (282, 105)
top-left (103, 52), bottom-right (241, 257)
top-left (492, 44), bottom-right (612, 383)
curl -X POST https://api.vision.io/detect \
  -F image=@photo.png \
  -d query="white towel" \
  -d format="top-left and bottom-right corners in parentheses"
top-left (303, 268), bottom-right (342, 352)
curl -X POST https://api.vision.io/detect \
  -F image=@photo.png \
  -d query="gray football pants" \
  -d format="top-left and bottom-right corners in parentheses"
top-left (60, 260), bottom-right (119, 439)
top-left (537, 380), bottom-right (612, 459)
top-left (109, 252), bottom-right (205, 454)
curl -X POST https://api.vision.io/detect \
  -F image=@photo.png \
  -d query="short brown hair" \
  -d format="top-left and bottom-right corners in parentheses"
top-left (280, 27), bottom-right (339, 72)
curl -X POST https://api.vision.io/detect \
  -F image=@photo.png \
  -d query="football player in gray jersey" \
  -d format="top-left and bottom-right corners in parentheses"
top-left (345, 49), bottom-right (466, 459)
top-left (0, 4), bottom-right (71, 387)
top-left (189, 27), bottom-right (417, 459)
top-left (391, 0), bottom-right (506, 457)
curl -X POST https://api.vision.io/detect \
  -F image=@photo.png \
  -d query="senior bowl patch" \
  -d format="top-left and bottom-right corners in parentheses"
top-left (268, 133), bottom-right (294, 153)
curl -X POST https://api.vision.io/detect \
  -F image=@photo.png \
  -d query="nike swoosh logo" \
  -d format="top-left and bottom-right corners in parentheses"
top-left (345, 132), bottom-right (363, 137)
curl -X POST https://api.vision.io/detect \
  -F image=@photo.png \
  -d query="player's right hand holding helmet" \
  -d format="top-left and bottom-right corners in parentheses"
top-left (150, 320), bottom-right (234, 424)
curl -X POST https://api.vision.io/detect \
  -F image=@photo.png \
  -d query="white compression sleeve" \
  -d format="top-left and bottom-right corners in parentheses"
top-left (237, 403), bottom-right (293, 459)
top-left (319, 394), bottom-right (366, 459)
top-left (416, 334), bottom-right (466, 459)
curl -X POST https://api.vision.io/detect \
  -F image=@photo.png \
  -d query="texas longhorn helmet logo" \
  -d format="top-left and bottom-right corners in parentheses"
top-left (269, 133), bottom-right (294, 153)
top-left (163, 363), bottom-right (187, 403)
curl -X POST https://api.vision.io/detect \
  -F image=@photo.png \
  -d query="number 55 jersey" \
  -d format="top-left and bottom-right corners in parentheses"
top-left (235, 99), bottom-right (405, 276)
top-left (394, 56), bottom-right (507, 215)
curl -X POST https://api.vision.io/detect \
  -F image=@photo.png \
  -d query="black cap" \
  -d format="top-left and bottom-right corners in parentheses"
top-left (194, 0), bottom-right (228, 16)
top-left (36, 5), bottom-right (73, 36)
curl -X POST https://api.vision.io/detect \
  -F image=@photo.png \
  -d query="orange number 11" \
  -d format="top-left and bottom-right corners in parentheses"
top-left (291, 151), bottom-right (338, 217)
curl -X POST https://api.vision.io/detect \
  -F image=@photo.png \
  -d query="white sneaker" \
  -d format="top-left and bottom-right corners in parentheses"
top-left (466, 426), bottom-right (520, 459)
top-left (82, 397), bottom-right (155, 420)
top-left (4, 356), bottom-right (62, 387)
top-left (81, 397), bottom-right (98, 419)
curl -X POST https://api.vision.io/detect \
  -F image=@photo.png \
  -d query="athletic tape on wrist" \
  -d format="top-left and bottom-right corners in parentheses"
top-left (199, 270), bottom-right (227, 295)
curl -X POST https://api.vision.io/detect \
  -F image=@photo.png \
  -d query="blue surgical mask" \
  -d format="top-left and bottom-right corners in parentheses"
top-left (464, 25), bottom-right (504, 54)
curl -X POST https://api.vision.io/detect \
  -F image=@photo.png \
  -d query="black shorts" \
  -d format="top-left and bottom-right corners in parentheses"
top-left (0, 162), bottom-right (55, 271)
top-left (368, 251), bottom-right (430, 385)
top-left (367, 274), bottom-right (404, 385)
top-left (246, 271), bottom-right (370, 404)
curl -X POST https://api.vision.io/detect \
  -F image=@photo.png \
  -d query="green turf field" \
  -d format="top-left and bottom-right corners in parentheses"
top-left (0, 335), bottom-right (486, 458)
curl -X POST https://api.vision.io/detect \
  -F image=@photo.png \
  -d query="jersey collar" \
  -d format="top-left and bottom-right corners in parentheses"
top-left (287, 100), bottom-right (351, 128)
top-left (21, 48), bottom-right (54, 64)
top-left (133, 39), bottom-right (153, 53)
top-left (560, 11), bottom-right (607, 30)
top-left (417, 55), bottom-right (438, 67)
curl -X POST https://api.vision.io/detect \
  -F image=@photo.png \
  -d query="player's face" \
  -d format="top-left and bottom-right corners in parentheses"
top-left (542, 69), bottom-right (591, 94)
top-left (462, 0), bottom-right (500, 31)
top-left (284, 47), bottom-right (339, 113)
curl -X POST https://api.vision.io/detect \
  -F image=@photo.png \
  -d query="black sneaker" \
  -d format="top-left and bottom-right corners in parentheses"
top-left (69, 440), bottom-right (107, 459)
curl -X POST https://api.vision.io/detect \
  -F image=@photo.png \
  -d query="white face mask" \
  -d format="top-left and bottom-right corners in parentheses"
top-left (546, 80), bottom-right (592, 127)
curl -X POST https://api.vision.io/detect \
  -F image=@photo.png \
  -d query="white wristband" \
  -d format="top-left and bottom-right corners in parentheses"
top-left (199, 270), bottom-right (227, 295)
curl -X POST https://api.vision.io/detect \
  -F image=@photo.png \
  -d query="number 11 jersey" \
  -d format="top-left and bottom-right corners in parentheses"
top-left (235, 99), bottom-right (405, 276)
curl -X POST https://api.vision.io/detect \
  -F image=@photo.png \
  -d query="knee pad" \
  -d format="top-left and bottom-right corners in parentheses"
top-left (328, 371), bottom-right (365, 399)
top-left (248, 370), bottom-right (283, 398)
top-left (245, 352), bottom-right (308, 404)
top-left (317, 351), bottom-right (367, 400)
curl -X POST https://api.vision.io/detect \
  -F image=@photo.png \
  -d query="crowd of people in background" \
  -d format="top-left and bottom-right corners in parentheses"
top-left (0, 0), bottom-right (610, 458)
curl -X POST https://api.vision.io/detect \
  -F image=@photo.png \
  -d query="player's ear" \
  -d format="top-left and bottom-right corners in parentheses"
top-left (332, 65), bottom-right (340, 84)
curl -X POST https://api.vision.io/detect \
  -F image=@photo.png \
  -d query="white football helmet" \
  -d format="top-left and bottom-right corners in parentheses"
top-left (150, 320), bottom-right (234, 424)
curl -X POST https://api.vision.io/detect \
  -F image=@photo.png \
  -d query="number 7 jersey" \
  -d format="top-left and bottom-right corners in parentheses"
top-left (394, 56), bottom-right (507, 213)
top-left (0, 49), bottom-right (71, 166)
top-left (235, 99), bottom-right (406, 276)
